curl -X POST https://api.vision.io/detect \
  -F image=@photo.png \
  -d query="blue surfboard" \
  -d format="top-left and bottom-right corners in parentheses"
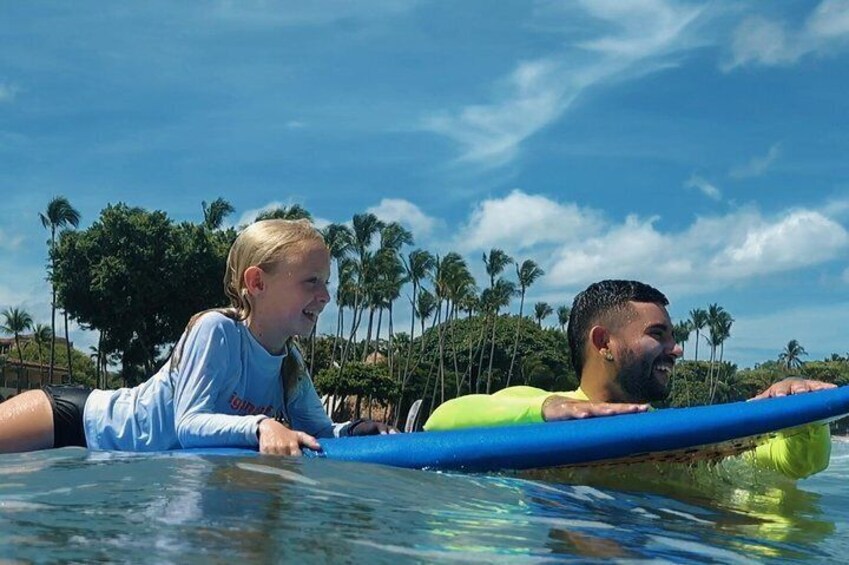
top-left (185, 387), bottom-right (849, 472)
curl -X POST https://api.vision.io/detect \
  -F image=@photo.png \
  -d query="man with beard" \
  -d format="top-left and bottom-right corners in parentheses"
top-left (424, 279), bottom-right (834, 479)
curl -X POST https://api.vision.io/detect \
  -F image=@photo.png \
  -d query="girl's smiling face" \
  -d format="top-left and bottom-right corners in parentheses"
top-left (246, 241), bottom-right (331, 353)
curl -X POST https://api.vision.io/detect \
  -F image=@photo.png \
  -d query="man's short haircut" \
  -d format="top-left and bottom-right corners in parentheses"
top-left (567, 280), bottom-right (669, 377)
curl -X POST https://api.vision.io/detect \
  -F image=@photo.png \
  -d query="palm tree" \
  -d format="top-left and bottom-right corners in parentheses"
top-left (201, 197), bottom-right (235, 230)
top-left (32, 323), bottom-right (52, 385)
top-left (705, 304), bottom-right (733, 403)
top-left (399, 249), bottom-right (436, 407)
top-left (480, 249), bottom-right (513, 393)
top-left (672, 319), bottom-right (693, 406)
top-left (1, 307), bottom-right (33, 393)
top-left (415, 289), bottom-right (437, 344)
top-left (506, 259), bottom-right (544, 386)
top-left (40, 196), bottom-right (80, 383)
top-left (556, 305), bottom-right (571, 333)
top-left (779, 339), bottom-right (808, 371)
top-left (254, 204), bottom-right (312, 222)
top-left (441, 257), bottom-right (475, 396)
top-left (483, 248), bottom-right (513, 288)
top-left (368, 223), bottom-right (412, 366)
top-left (338, 213), bottom-right (383, 379)
top-left (374, 249), bottom-right (409, 379)
top-left (533, 302), bottom-right (553, 327)
top-left (432, 253), bottom-right (473, 403)
top-left (482, 278), bottom-right (516, 393)
top-left (689, 308), bottom-right (707, 363)
top-left (322, 223), bottom-right (354, 367)
top-left (672, 320), bottom-right (692, 356)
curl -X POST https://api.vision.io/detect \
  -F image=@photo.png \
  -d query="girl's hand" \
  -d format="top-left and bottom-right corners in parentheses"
top-left (257, 418), bottom-right (321, 456)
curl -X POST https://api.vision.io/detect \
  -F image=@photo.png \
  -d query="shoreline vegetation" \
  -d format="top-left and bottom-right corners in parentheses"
top-left (2, 197), bottom-right (848, 430)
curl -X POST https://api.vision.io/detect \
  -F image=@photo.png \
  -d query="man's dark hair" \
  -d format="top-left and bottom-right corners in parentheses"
top-left (566, 280), bottom-right (669, 377)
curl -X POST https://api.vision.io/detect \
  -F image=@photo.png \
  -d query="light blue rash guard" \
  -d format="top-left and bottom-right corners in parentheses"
top-left (83, 311), bottom-right (345, 451)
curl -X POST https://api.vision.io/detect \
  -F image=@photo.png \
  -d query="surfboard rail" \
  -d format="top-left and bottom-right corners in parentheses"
top-left (302, 386), bottom-right (849, 472)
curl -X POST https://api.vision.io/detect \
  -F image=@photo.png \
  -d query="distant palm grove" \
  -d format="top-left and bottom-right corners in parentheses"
top-left (2, 197), bottom-right (848, 427)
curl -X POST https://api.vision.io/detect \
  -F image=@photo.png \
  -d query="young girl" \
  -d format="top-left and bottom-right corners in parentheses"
top-left (0, 219), bottom-right (391, 455)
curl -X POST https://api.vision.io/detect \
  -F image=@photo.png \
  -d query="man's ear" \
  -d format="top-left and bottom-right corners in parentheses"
top-left (243, 266), bottom-right (265, 296)
top-left (589, 325), bottom-right (610, 355)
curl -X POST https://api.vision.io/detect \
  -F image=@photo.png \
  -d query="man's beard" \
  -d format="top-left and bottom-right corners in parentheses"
top-left (616, 348), bottom-right (671, 403)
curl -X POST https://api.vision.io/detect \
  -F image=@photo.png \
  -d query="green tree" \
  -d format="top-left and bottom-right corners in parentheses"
top-left (254, 204), bottom-right (312, 222)
top-left (481, 278), bottom-right (516, 393)
top-left (779, 339), bottom-right (808, 371)
top-left (556, 305), bottom-right (571, 333)
top-left (40, 196), bottom-right (80, 382)
top-left (533, 302), bottom-right (553, 328)
top-left (1, 307), bottom-right (33, 392)
top-left (705, 304), bottom-right (733, 403)
top-left (54, 204), bottom-right (198, 384)
top-left (201, 197), bottom-right (235, 230)
top-left (397, 249), bottom-right (436, 424)
top-left (322, 223), bottom-right (354, 368)
top-left (507, 259), bottom-right (544, 386)
top-left (314, 361), bottom-right (397, 420)
top-left (689, 308), bottom-right (707, 362)
top-left (673, 320), bottom-right (692, 355)
top-left (480, 249), bottom-right (513, 393)
top-left (362, 223), bottom-right (412, 364)
top-left (432, 252), bottom-right (475, 402)
top-left (32, 323), bottom-right (52, 385)
top-left (338, 213), bottom-right (382, 373)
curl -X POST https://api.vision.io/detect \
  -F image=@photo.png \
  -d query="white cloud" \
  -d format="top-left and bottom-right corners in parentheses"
top-left (423, 59), bottom-right (569, 167)
top-left (807, 0), bottom-right (849, 39)
top-left (729, 143), bottom-right (782, 179)
top-left (0, 83), bottom-right (19, 103)
top-left (538, 204), bottom-right (849, 295)
top-left (455, 189), bottom-right (603, 252)
top-left (367, 198), bottom-right (438, 240)
top-left (449, 192), bottom-right (848, 297)
top-left (684, 175), bottom-right (722, 200)
top-left (422, 0), bottom-right (705, 168)
top-left (843, 266), bottom-right (849, 283)
top-left (0, 229), bottom-right (25, 251)
top-left (711, 210), bottom-right (848, 278)
top-left (725, 1), bottom-right (849, 70)
top-left (285, 121), bottom-right (305, 130)
top-left (576, 0), bottom-right (704, 59)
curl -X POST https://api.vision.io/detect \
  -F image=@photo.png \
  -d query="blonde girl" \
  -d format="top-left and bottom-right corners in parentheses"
top-left (0, 219), bottom-right (390, 455)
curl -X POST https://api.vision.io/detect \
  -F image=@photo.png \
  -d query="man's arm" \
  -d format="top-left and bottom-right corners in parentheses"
top-left (747, 378), bottom-right (836, 479)
top-left (424, 386), bottom-right (647, 431)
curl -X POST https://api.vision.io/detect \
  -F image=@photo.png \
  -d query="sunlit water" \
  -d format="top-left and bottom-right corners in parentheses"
top-left (2, 440), bottom-right (848, 563)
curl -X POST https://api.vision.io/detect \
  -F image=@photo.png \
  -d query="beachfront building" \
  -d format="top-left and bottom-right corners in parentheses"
top-left (0, 335), bottom-right (70, 400)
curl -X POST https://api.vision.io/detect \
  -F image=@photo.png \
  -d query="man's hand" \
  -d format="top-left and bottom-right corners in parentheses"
top-left (542, 396), bottom-right (649, 422)
top-left (750, 377), bottom-right (836, 401)
top-left (257, 418), bottom-right (321, 456)
top-left (346, 419), bottom-right (399, 436)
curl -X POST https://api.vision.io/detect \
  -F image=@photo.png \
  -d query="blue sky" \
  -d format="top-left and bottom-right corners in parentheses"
top-left (1, 0), bottom-right (848, 369)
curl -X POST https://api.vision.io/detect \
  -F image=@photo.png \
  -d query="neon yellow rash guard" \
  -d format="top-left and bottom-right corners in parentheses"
top-left (423, 386), bottom-right (831, 480)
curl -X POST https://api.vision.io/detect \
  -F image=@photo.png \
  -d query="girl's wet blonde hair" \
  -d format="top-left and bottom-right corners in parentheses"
top-left (173, 218), bottom-right (328, 393)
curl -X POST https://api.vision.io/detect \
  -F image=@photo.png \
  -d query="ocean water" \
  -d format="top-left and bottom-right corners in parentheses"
top-left (1, 440), bottom-right (848, 563)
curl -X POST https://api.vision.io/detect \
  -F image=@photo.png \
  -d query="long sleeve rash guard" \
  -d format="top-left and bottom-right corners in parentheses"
top-left (83, 312), bottom-right (341, 451)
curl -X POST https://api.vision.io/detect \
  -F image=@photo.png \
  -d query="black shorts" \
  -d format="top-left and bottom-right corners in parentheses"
top-left (42, 385), bottom-right (93, 448)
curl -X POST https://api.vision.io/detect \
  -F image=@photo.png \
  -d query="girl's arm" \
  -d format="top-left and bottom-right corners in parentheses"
top-left (171, 314), bottom-right (266, 448)
top-left (286, 370), bottom-right (340, 439)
